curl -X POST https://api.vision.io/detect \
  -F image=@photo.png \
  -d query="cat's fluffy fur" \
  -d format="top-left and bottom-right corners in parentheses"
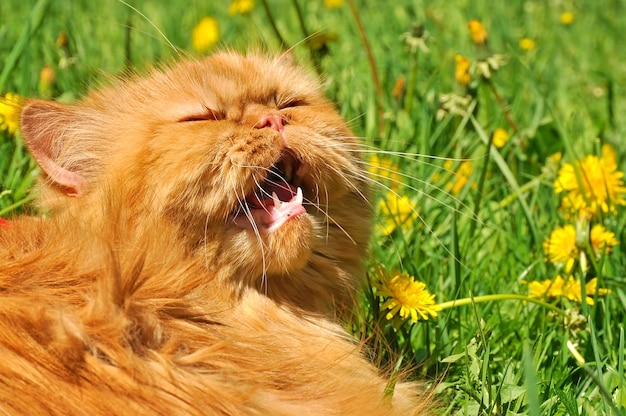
top-left (0, 52), bottom-right (429, 415)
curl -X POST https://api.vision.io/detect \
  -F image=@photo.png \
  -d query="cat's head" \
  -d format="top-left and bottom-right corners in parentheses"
top-left (19, 52), bottom-right (371, 313)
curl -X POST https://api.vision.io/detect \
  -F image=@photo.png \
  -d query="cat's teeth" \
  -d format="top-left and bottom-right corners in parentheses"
top-left (272, 191), bottom-right (282, 208)
top-left (295, 187), bottom-right (303, 204)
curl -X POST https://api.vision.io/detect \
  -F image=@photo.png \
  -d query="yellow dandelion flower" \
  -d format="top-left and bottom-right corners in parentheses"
top-left (543, 225), bottom-right (578, 272)
top-left (192, 17), bottom-right (220, 53)
top-left (543, 222), bottom-right (618, 272)
top-left (228, 0), bottom-right (254, 15)
top-left (526, 275), bottom-right (567, 300)
top-left (560, 12), bottom-right (574, 25)
top-left (324, 0), bottom-right (344, 8)
top-left (454, 54), bottom-right (471, 86)
top-left (554, 147), bottom-right (626, 216)
top-left (601, 143), bottom-right (617, 166)
top-left (372, 268), bottom-right (440, 323)
top-left (444, 160), bottom-right (475, 195)
top-left (590, 224), bottom-right (619, 257)
top-left (526, 276), bottom-right (609, 305)
top-left (368, 155), bottom-right (403, 191)
top-left (0, 92), bottom-right (23, 136)
top-left (549, 152), bottom-right (562, 164)
top-left (492, 128), bottom-right (509, 148)
top-left (519, 37), bottom-right (536, 51)
top-left (584, 278), bottom-right (611, 300)
top-left (376, 192), bottom-right (418, 237)
top-left (468, 19), bottom-right (488, 45)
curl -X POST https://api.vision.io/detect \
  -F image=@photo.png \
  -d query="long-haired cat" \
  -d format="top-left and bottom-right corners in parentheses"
top-left (0, 52), bottom-right (430, 415)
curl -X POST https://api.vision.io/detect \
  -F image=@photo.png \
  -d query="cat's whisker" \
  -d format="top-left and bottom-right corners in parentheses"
top-left (280, 30), bottom-right (328, 58)
top-left (357, 166), bottom-right (486, 227)
top-left (203, 213), bottom-right (211, 270)
top-left (116, 0), bottom-right (181, 56)
top-left (252, 176), bottom-right (274, 216)
top-left (332, 138), bottom-right (483, 162)
top-left (348, 171), bottom-right (472, 272)
top-left (323, 184), bottom-right (330, 243)
top-left (236, 184), bottom-right (269, 294)
top-left (317, 159), bottom-right (371, 211)
top-left (301, 195), bottom-right (356, 245)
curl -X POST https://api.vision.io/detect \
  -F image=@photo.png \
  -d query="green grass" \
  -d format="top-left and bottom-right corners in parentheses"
top-left (2, 1), bottom-right (626, 414)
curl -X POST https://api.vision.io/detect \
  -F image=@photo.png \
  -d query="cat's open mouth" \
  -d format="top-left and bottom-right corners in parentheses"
top-left (233, 150), bottom-right (307, 232)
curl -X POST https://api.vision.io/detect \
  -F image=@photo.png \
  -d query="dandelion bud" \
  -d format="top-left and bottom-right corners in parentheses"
top-left (492, 128), bottom-right (509, 148)
top-left (324, 0), bottom-right (344, 8)
top-left (56, 30), bottom-right (68, 48)
top-left (454, 54), bottom-right (471, 86)
top-left (192, 17), bottom-right (220, 53)
top-left (519, 37), bottom-right (536, 51)
top-left (392, 77), bottom-right (405, 99)
top-left (38, 65), bottom-right (55, 99)
top-left (228, 0), bottom-right (254, 15)
top-left (560, 12), bottom-right (574, 25)
top-left (468, 19), bottom-right (488, 45)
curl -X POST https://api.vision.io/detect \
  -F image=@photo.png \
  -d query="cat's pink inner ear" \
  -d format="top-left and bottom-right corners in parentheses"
top-left (20, 100), bottom-right (85, 197)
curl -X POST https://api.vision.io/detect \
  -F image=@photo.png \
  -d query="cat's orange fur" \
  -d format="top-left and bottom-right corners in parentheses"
top-left (0, 52), bottom-right (429, 415)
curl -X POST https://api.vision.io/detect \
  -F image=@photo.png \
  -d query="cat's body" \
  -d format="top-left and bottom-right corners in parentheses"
top-left (0, 52), bottom-right (428, 415)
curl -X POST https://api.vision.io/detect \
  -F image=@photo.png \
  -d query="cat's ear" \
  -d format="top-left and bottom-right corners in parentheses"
top-left (20, 100), bottom-right (85, 197)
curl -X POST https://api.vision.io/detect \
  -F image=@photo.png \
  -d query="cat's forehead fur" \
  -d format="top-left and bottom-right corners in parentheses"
top-left (92, 52), bottom-right (323, 122)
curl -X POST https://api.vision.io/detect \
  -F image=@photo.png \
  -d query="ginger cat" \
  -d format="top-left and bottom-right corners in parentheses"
top-left (0, 52), bottom-right (430, 415)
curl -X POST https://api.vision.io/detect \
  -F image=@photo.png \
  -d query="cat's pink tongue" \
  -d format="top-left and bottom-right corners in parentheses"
top-left (235, 187), bottom-right (306, 232)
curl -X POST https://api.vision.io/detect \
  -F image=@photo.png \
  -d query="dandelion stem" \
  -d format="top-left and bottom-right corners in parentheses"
top-left (0, 194), bottom-right (36, 217)
top-left (437, 293), bottom-right (566, 316)
top-left (345, 0), bottom-right (385, 134)
top-left (0, 0), bottom-right (51, 91)
top-left (290, 0), bottom-right (323, 73)
top-left (486, 79), bottom-right (521, 137)
top-left (468, 129), bottom-right (494, 239)
top-left (124, 15), bottom-right (133, 68)
top-left (498, 172), bottom-right (546, 209)
top-left (260, 0), bottom-right (288, 49)
top-left (404, 50), bottom-right (419, 114)
top-left (567, 341), bottom-right (623, 415)
top-left (291, 0), bottom-right (309, 42)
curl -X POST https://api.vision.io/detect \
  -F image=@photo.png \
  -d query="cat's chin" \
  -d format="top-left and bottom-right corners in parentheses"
top-left (231, 209), bottom-right (314, 276)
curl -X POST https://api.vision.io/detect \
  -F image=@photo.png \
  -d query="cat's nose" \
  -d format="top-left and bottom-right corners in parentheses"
top-left (257, 115), bottom-right (286, 133)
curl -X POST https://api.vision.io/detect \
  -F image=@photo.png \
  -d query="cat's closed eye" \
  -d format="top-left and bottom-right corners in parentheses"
top-left (279, 99), bottom-right (307, 109)
top-left (178, 108), bottom-right (223, 122)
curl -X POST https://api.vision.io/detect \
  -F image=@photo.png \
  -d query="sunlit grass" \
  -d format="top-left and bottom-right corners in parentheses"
top-left (1, 1), bottom-right (625, 414)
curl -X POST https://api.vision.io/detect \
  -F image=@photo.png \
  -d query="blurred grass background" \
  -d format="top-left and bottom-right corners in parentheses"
top-left (2, 0), bottom-right (626, 414)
